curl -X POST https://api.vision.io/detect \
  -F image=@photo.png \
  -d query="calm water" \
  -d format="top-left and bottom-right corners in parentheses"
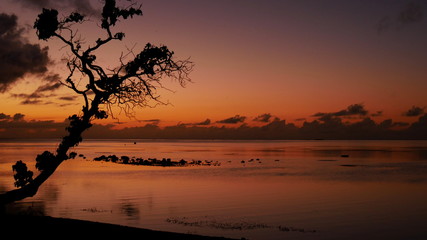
top-left (1, 139), bottom-right (427, 240)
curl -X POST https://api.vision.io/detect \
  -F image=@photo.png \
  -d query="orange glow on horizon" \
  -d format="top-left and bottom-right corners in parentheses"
top-left (0, 0), bottom-right (426, 136)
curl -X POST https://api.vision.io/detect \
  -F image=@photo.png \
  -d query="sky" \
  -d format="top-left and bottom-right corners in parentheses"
top-left (0, 0), bottom-right (426, 139)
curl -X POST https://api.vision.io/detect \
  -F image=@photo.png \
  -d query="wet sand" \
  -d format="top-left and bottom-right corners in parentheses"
top-left (0, 214), bottom-right (237, 239)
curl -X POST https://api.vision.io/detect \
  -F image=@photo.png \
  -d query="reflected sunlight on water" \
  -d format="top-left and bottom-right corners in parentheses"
top-left (1, 140), bottom-right (427, 239)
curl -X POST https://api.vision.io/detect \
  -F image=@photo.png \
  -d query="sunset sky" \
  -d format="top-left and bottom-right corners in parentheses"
top-left (1, 0), bottom-right (427, 132)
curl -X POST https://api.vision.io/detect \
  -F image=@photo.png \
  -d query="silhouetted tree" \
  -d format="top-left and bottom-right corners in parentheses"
top-left (0, 0), bottom-right (192, 205)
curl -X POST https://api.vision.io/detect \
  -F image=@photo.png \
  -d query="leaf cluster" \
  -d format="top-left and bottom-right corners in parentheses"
top-left (34, 9), bottom-right (85, 41)
top-left (12, 160), bottom-right (33, 188)
top-left (35, 151), bottom-right (56, 171)
top-left (126, 44), bottom-right (175, 76)
top-left (33, 8), bottom-right (59, 40)
top-left (101, 0), bottom-right (143, 29)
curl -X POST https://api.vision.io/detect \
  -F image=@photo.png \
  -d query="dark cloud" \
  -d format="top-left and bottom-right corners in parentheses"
top-left (94, 115), bottom-right (426, 140)
top-left (13, 113), bottom-right (25, 121)
top-left (58, 96), bottom-right (78, 101)
top-left (21, 99), bottom-right (44, 105)
top-left (398, 2), bottom-right (424, 24)
top-left (379, 119), bottom-right (410, 130)
top-left (1, 112), bottom-right (427, 140)
top-left (193, 119), bottom-right (211, 126)
top-left (177, 119), bottom-right (211, 127)
top-left (0, 13), bottom-right (51, 92)
top-left (37, 83), bottom-right (61, 92)
top-left (15, 0), bottom-right (98, 16)
top-left (11, 92), bottom-right (54, 105)
top-left (253, 113), bottom-right (272, 123)
top-left (138, 119), bottom-right (161, 125)
top-left (378, 1), bottom-right (425, 32)
top-left (406, 114), bottom-right (427, 139)
top-left (0, 113), bottom-right (12, 120)
top-left (43, 73), bottom-right (61, 82)
top-left (335, 104), bottom-right (368, 116)
top-left (346, 104), bottom-right (368, 116)
top-left (0, 113), bottom-right (25, 121)
top-left (12, 73), bottom-right (64, 105)
top-left (403, 106), bottom-right (425, 117)
top-left (217, 115), bottom-right (246, 124)
top-left (0, 113), bottom-right (66, 138)
top-left (0, 12), bottom-right (60, 103)
top-left (36, 74), bottom-right (62, 92)
top-left (371, 111), bottom-right (383, 117)
top-left (0, 113), bottom-right (25, 122)
top-left (15, 91), bottom-right (79, 105)
top-left (313, 104), bottom-right (368, 119)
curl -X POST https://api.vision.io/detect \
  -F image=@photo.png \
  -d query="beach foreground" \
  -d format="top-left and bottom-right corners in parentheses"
top-left (0, 214), bottom-right (237, 239)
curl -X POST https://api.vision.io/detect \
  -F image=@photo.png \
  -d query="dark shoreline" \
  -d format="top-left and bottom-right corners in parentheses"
top-left (0, 214), bottom-right (237, 239)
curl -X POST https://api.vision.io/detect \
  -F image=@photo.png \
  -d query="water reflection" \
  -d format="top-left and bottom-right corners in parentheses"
top-left (118, 200), bottom-right (140, 221)
top-left (1, 140), bottom-right (427, 240)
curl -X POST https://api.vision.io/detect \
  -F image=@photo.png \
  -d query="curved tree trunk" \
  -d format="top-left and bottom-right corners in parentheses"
top-left (0, 160), bottom-right (62, 205)
top-left (0, 114), bottom-right (93, 205)
top-left (0, 0), bottom-right (191, 207)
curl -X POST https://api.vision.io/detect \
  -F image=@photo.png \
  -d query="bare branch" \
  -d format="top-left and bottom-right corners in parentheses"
top-left (1, 0), bottom-right (193, 205)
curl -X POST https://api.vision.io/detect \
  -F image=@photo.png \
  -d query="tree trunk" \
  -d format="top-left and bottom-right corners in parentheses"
top-left (0, 115), bottom-right (92, 206)
top-left (0, 162), bottom-right (60, 205)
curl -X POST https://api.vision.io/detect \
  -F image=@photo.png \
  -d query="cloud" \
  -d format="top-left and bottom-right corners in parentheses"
top-left (398, 2), bottom-right (424, 24)
top-left (193, 119), bottom-right (211, 126)
top-left (217, 115), bottom-right (246, 124)
top-left (58, 96), bottom-right (78, 101)
top-left (35, 74), bottom-right (63, 92)
top-left (21, 99), bottom-right (44, 105)
top-left (0, 13), bottom-right (51, 92)
top-left (0, 113), bottom-right (67, 138)
top-left (313, 104), bottom-right (368, 120)
top-left (0, 13), bottom-right (62, 104)
top-left (11, 92), bottom-right (55, 105)
top-left (381, 120), bottom-right (408, 129)
top-left (37, 82), bottom-right (62, 92)
top-left (1, 112), bottom-right (427, 140)
top-left (177, 119), bottom-right (211, 127)
top-left (11, 73), bottom-right (65, 105)
top-left (345, 104), bottom-right (368, 116)
top-left (12, 113), bottom-right (25, 121)
top-left (0, 113), bottom-right (12, 120)
top-left (403, 106), bottom-right (425, 117)
top-left (253, 113), bottom-right (272, 123)
top-left (378, 2), bottom-right (425, 32)
top-left (139, 119), bottom-right (161, 124)
top-left (406, 114), bottom-right (427, 138)
top-left (0, 112), bottom-right (26, 121)
top-left (371, 111), bottom-right (383, 117)
top-left (15, 0), bottom-right (98, 16)
top-left (14, 91), bottom-right (79, 106)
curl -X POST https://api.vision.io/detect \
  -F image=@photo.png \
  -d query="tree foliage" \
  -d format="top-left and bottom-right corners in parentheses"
top-left (1, 0), bottom-right (193, 204)
top-left (12, 161), bottom-right (33, 188)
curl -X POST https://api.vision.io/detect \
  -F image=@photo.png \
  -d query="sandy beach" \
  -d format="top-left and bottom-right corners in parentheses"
top-left (0, 214), bottom-right (237, 239)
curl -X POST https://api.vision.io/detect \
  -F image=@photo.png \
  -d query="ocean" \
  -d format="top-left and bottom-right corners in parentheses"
top-left (1, 139), bottom-right (427, 240)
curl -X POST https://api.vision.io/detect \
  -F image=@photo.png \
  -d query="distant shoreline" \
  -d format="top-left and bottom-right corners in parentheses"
top-left (1, 138), bottom-right (427, 141)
